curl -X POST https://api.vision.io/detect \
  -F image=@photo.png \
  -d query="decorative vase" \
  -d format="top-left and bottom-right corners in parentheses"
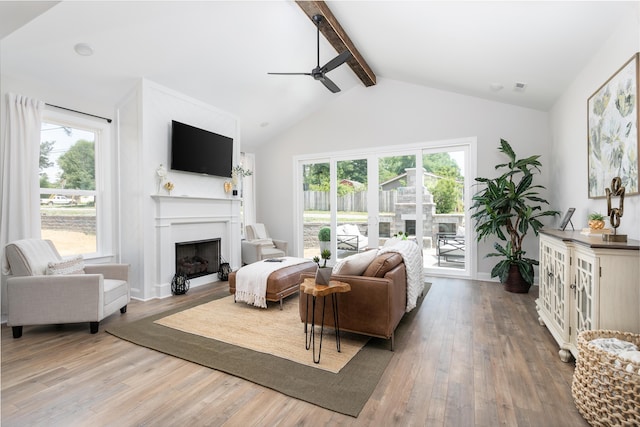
top-left (315, 267), bottom-right (332, 285)
top-left (503, 265), bottom-right (531, 293)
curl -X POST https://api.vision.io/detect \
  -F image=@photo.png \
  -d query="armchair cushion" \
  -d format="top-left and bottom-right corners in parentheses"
top-left (5, 239), bottom-right (61, 276)
top-left (46, 254), bottom-right (85, 275)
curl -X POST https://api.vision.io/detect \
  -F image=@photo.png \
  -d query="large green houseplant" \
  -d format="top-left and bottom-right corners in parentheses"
top-left (471, 139), bottom-right (559, 292)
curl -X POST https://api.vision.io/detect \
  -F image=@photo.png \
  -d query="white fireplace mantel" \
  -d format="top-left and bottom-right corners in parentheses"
top-left (151, 195), bottom-right (241, 298)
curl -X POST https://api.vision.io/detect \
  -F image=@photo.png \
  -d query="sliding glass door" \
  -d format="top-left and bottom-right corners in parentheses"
top-left (296, 138), bottom-right (473, 278)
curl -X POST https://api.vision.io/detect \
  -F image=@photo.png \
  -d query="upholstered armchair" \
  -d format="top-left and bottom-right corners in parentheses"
top-left (4, 239), bottom-right (130, 338)
top-left (241, 223), bottom-right (288, 265)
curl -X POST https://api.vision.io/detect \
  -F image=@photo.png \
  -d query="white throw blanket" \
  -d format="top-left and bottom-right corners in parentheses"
top-left (377, 240), bottom-right (424, 312)
top-left (235, 257), bottom-right (310, 308)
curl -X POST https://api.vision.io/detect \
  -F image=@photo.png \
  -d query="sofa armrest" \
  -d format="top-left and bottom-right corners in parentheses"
top-left (84, 263), bottom-right (129, 281)
top-left (7, 274), bottom-right (104, 325)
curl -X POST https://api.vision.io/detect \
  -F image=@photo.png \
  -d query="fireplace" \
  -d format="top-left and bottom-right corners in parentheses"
top-left (175, 238), bottom-right (221, 279)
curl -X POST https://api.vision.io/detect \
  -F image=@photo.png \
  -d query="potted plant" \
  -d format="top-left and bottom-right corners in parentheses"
top-left (318, 226), bottom-right (331, 252)
top-left (471, 139), bottom-right (559, 293)
top-left (588, 212), bottom-right (606, 230)
top-left (313, 249), bottom-right (332, 285)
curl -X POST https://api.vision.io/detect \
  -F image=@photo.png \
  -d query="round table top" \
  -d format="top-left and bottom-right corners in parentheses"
top-left (300, 278), bottom-right (351, 297)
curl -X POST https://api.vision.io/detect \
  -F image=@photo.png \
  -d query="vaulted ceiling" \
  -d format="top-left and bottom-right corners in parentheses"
top-left (1, 1), bottom-right (635, 147)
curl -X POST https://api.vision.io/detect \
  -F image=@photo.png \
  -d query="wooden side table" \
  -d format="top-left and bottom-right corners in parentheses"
top-left (300, 278), bottom-right (351, 364)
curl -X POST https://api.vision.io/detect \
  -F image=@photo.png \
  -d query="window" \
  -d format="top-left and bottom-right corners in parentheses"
top-left (39, 109), bottom-right (112, 257)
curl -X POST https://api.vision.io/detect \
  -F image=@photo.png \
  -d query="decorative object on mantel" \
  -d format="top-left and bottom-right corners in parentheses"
top-left (471, 139), bottom-right (559, 293)
top-left (603, 176), bottom-right (627, 242)
top-left (171, 271), bottom-right (190, 295)
top-left (163, 181), bottom-right (174, 196)
top-left (587, 52), bottom-right (639, 199)
top-left (231, 164), bottom-right (252, 198)
top-left (313, 249), bottom-right (332, 285)
top-left (156, 164), bottom-right (167, 194)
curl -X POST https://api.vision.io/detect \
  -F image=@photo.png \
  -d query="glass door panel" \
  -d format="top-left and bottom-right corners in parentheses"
top-left (336, 159), bottom-right (368, 261)
top-left (378, 154), bottom-right (416, 247)
top-left (302, 162), bottom-right (330, 260)
top-left (423, 149), bottom-right (467, 272)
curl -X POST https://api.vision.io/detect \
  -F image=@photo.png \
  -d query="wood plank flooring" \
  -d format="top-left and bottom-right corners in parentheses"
top-left (1, 278), bottom-right (589, 426)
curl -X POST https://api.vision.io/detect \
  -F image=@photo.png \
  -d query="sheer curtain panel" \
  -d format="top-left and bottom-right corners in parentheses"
top-left (1, 93), bottom-right (44, 275)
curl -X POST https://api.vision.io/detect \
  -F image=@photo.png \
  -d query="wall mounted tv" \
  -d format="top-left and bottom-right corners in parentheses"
top-left (170, 120), bottom-right (233, 178)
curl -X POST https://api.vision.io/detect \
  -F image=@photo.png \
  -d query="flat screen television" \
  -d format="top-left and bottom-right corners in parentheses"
top-left (170, 120), bottom-right (233, 178)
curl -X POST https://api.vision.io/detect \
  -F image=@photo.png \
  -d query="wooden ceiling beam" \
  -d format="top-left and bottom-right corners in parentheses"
top-left (295, 0), bottom-right (376, 87)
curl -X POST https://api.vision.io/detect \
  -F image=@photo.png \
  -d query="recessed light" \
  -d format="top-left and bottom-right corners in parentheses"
top-left (260, 122), bottom-right (269, 128)
top-left (74, 43), bottom-right (94, 56)
top-left (489, 83), bottom-right (504, 92)
top-left (514, 82), bottom-right (527, 92)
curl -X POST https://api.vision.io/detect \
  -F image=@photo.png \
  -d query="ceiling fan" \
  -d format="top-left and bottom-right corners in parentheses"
top-left (268, 14), bottom-right (352, 93)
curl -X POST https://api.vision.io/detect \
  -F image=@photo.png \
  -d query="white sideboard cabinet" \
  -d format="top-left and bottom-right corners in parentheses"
top-left (536, 229), bottom-right (639, 362)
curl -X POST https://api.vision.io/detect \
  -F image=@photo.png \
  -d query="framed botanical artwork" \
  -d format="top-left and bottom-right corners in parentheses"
top-left (587, 52), bottom-right (639, 198)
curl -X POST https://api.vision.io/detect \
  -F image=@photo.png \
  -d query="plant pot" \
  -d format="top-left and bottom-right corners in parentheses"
top-left (315, 267), bottom-right (332, 285)
top-left (503, 265), bottom-right (531, 293)
top-left (588, 219), bottom-right (605, 230)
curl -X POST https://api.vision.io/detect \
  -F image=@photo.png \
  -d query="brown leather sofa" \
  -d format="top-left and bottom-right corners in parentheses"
top-left (299, 252), bottom-right (407, 350)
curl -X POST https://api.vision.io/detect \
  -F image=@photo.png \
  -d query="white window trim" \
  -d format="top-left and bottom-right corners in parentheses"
top-left (41, 108), bottom-right (115, 260)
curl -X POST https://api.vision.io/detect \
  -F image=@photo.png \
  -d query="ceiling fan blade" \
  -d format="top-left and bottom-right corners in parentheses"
top-left (321, 51), bottom-right (351, 73)
top-left (267, 72), bottom-right (312, 76)
top-left (320, 75), bottom-right (341, 93)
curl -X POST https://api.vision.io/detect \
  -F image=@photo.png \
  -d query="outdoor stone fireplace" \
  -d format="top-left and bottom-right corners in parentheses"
top-left (175, 238), bottom-right (221, 279)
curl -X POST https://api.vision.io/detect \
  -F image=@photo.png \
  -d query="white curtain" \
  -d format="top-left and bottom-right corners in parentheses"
top-left (1, 93), bottom-right (44, 275)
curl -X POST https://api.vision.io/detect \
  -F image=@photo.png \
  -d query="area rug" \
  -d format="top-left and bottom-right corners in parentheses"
top-left (155, 295), bottom-right (368, 373)
top-left (106, 283), bottom-right (430, 417)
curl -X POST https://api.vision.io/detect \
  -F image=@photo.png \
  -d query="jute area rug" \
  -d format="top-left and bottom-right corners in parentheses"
top-left (106, 284), bottom-right (429, 417)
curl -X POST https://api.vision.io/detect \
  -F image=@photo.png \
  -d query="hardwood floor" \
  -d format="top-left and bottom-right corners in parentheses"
top-left (1, 278), bottom-right (588, 426)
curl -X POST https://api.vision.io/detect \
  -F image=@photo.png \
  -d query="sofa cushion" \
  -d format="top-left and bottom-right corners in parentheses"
top-left (363, 252), bottom-right (403, 277)
top-left (332, 249), bottom-right (378, 276)
top-left (46, 254), bottom-right (85, 275)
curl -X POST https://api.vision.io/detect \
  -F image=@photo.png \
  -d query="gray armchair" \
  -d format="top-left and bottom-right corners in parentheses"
top-left (241, 223), bottom-right (288, 265)
top-left (4, 239), bottom-right (130, 338)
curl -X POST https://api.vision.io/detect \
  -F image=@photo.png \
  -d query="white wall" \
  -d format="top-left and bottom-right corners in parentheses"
top-left (550, 7), bottom-right (640, 241)
top-left (117, 79), bottom-right (242, 300)
top-left (251, 77), bottom-right (551, 279)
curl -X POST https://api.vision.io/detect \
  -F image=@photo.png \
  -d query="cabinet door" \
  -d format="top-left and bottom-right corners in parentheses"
top-left (572, 249), bottom-right (597, 346)
top-left (539, 236), bottom-right (570, 340)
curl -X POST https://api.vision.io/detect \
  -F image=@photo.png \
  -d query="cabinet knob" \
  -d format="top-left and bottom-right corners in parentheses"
top-left (570, 284), bottom-right (576, 290)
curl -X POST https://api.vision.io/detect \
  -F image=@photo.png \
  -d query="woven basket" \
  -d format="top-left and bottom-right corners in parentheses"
top-left (572, 330), bottom-right (640, 426)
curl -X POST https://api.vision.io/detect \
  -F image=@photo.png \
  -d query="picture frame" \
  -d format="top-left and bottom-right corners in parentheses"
top-left (559, 208), bottom-right (575, 231)
top-left (587, 52), bottom-right (639, 199)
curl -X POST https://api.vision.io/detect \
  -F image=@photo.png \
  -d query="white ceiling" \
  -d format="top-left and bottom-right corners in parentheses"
top-left (1, 1), bottom-right (636, 147)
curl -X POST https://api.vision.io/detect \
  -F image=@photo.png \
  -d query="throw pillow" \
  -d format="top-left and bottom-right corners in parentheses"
top-left (46, 254), bottom-right (85, 275)
top-left (363, 252), bottom-right (403, 277)
top-left (332, 249), bottom-right (378, 276)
